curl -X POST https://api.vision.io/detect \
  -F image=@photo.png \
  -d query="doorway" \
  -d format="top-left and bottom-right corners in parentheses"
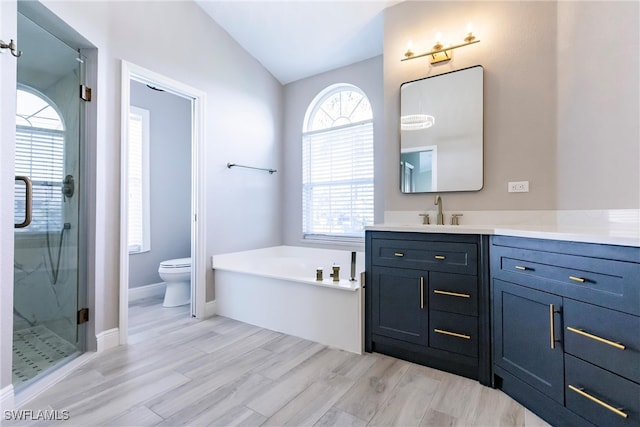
top-left (119, 62), bottom-right (206, 344)
top-left (12, 11), bottom-right (86, 389)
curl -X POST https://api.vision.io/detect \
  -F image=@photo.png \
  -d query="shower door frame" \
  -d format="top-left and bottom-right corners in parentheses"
top-left (118, 61), bottom-right (207, 345)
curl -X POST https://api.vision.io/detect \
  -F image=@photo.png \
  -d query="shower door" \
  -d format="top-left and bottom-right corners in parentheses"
top-left (12, 12), bottom-right (84, 387)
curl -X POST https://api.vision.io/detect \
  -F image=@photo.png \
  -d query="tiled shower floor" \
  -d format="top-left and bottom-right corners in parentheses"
top-left (12, 325), bottom-right (78, 386)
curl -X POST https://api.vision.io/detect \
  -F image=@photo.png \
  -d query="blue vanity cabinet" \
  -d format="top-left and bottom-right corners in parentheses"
top-left (365, 231), bottom-right (492, 386)
top-left (491, 235), bottom-right (640, 427)
top-left (492, 279), bottom-right (564, 403)
top-left (370, 266), bottom-right (429, 345)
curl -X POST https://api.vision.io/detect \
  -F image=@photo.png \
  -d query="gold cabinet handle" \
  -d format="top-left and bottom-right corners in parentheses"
top-left (433, 289), bottom-right (470, 298)
top-left (14, 176), bottom-right (33, 228)
top-left (420, 277), bottom-right (424, 309)
top-left (434, 255), bottom-right (446, 260)
top-left (514, 265), bottom-right (527, 271)
top-left (434, 329), bottom-right (471, 340)
top-left (568, 385), bottom-right (628, 419)
top-left (549, 304), bottom-right (555, 349)
top-left (394, 252), bottom-right (404, 257)
top-left (569, 275), bottom-right (585, 283)
top-left (566, 327), bottom-right (626, 350)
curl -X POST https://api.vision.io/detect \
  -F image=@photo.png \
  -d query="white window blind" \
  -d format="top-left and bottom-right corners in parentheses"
top-left (15, 128), bottom-right (64, 232)
top-left (302, 85), bottom-right (374, 239)
top-left (128, 106), bottom-right (151, 253)
top-left (14, 87), bottom-right (65, 233)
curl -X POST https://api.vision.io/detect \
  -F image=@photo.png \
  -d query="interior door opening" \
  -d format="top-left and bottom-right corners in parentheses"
top-left (119, 61), bottom-right (207, 345)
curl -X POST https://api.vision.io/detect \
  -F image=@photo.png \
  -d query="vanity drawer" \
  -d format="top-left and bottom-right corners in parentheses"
top-left (429, 311), bottom-right (478, 357)
top-left (491, 242), bottom-right (640, 315)
top-left (566, 354), bottom-right (640, 427)
top-left (564, 299), bottom-right (640, 383)
top-left (371, 238), bottom-right (477, 275)
top-left (429, 272), bottom-right (478, 316)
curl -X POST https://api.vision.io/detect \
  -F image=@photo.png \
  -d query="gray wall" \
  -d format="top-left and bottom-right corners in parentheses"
top-left (128, 80), bottom-right (191, 288)
top-left (384, 1), bottom-right (557, 212)
top-left (283, 56), bottom-right (384, 249)
top-left (383, 1), bottom-right (639, 212)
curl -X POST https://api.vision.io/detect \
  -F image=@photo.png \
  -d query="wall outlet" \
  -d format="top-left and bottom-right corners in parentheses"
top-left (508, 181), bottom-right (529, 193)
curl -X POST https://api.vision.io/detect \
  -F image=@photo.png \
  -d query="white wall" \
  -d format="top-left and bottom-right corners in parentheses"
top-left (34, 0), bottom-right (281, 327)
top-left (556, 1), bottom-right (639, 209)
top-left (282, 56), bottom-right (384, 249)
top-left (129, 80), bottom-right (191, 288)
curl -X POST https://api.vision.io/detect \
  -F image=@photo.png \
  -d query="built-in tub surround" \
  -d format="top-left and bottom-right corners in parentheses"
top-left (378, 209), bottom-right (640, 247)
top-left (212, 246), bottom-right (365, 354)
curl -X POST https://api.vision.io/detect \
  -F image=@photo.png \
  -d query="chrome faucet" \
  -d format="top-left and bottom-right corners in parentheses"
top-left (434, 195), bottom-right (444, 225)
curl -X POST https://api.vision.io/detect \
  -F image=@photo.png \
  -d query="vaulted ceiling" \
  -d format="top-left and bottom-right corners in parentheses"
top-left (195, 1), bottom-right (401, 85)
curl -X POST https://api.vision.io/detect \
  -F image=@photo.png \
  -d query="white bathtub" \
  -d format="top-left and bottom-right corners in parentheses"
top-left (212, 246), bottom-right (365, 354)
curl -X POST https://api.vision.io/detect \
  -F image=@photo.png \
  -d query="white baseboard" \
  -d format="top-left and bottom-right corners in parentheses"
top-left (0, 384), bottom-right (14, 411)
top-left (128, 282), bottom-right (165, 302)
top-left (204, 300), bottom-right (217, 318)
top-left (96, 328), bottom-right (120, 352)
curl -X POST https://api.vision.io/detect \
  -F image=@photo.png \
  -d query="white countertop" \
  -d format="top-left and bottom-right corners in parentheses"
top-left (366, 223), bottom-right (640, 247)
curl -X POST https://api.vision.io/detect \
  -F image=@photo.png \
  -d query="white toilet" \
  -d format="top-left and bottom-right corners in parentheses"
top-left (158, 257), bottom-right (191, 307)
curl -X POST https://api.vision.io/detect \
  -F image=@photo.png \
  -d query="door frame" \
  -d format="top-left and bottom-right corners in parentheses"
top-left (119, 61), bottom-right (206, 344)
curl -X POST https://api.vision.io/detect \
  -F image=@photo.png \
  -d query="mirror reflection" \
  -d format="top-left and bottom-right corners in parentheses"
top-left (400, 65), bottom-right (483, 193)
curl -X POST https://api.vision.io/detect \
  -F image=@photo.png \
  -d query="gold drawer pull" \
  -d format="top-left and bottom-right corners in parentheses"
top-left (550, 304), bottom-right (555, 349)
top-left (568, 385), bottom-right (628, 419)
top-left (434, 329), bottom-right (471, 340)
top-left (567, 327), bottom-right (626, 350)
top-left (569, 275), bottom-right (585, 283)
top-left (434, 255), bottom-right (446, 260)
top-left (394, 252), bottom-right (404, 257)
top-left (420, 277), bottom-right (424, 310)
top-left (433, 289), bottom-right (470, 299)
top-left (514, 265), bottom-right (527, 271)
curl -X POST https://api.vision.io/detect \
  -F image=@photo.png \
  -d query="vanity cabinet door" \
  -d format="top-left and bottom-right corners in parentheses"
top-left (370, 266), bottom-right (429, 346)
top-left (493, 279), bottom-right (565, 404)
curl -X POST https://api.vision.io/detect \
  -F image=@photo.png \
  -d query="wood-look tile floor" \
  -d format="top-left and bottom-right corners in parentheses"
top-left (12, 296), bottom-right (550, 426)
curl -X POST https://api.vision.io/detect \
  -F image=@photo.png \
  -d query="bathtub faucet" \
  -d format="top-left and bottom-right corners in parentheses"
top-left (331, 265), bottom-right (340, 282)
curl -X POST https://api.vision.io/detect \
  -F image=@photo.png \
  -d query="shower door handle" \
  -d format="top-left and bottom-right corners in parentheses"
top-left (14, 176), bottom-right (33, 228)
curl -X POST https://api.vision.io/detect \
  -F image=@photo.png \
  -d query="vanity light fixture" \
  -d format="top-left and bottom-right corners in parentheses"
top-left (402, 23), bottom-right (479, 65)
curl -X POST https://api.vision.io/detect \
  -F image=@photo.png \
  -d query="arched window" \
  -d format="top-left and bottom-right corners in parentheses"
top-left (15, 86), bottom-right (65, 232)
top-left (302, 84), bottom-right (374, 239)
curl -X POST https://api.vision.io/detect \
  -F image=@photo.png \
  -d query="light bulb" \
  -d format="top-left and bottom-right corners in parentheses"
top-left (466, 22), bottom-right (473, 33)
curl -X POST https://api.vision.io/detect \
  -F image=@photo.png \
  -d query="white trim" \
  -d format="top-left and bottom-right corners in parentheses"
top-left (128, 282), bottom-right (165, 302)
top-left (119, 61), bottom-right (207, 346)
top-left (96, 328), bottom-right (120, 353)
top-left (0, 384), bottom-right (15, 412)
top-left (204, 300), bottom-right (217, 318)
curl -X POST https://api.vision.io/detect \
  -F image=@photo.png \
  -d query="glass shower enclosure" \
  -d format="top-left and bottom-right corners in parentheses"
top-left (12, 11), bottom-right (85, 388)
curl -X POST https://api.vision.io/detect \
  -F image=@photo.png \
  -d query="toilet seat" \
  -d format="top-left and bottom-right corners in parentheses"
top-left (160, 257), bottom-right (191, 268)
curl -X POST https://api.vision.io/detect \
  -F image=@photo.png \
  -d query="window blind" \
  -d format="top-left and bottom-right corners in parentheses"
top-left (128, 107), bottom-right (150, 253)
top-left (302, 120), bottom-right (374, 238)
top-left (14, 127), bottom-right (64, 232)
